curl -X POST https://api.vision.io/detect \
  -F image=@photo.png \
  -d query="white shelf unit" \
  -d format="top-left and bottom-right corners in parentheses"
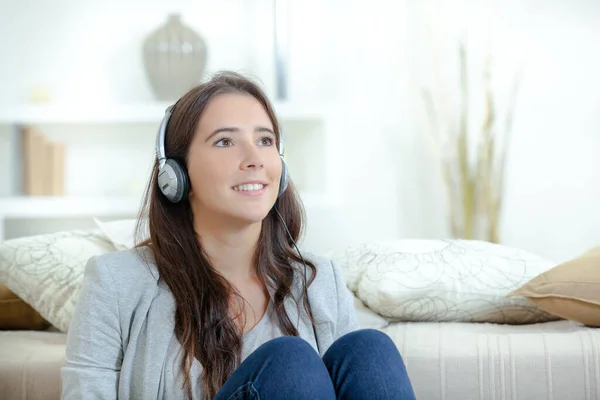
top-left (0, 192), bottom-right (337, 217)
top-left (0, 102), bottom-right (330, 125)
top-left (0, 196), bottom-right (142, 218)
top-left (0, 101), bottom-right (340, 241)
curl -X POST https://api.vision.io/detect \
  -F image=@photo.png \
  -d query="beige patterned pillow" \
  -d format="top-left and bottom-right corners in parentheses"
top-left (0, 230), bottom-right (115, 332)
top-left (509, 245), bottom-right (600, 327)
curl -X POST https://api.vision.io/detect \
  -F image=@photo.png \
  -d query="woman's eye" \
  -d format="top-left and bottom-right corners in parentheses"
top-left (259, 137), bottom-right (274, 146)
top-left (216, 138), bottom-right (233, 147)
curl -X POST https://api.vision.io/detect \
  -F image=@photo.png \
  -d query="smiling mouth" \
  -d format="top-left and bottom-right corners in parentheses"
top-left (232, 183), bottom-right (266, 192)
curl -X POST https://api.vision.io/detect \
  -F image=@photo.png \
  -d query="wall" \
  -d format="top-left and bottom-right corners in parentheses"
top-left (405, 0), bottom-right (600, 262)
top-left (0, 0), bottom-right (599, 262)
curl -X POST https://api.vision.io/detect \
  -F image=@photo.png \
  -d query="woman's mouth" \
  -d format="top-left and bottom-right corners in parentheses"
top-left (232, 183), bottom-right (267, 196)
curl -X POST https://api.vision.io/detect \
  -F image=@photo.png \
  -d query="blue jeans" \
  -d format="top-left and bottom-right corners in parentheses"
top-left (214, 329), bottom-right (416, 400)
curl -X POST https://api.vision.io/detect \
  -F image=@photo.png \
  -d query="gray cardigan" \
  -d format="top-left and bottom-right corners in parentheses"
top-left (61, 246), bottom-right (359, 399)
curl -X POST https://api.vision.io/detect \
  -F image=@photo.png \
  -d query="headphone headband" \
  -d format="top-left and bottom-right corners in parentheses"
top-left (155, 105), bottom-right (174, 169)
top-left (278, 129), bottom-right (285, 157)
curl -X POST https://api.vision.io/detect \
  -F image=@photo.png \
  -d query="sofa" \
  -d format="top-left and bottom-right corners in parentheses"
top-left (1, 220), bottom-right (599, 399)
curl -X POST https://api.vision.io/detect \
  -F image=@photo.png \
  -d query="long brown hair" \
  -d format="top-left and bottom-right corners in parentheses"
top-left (134, 71), bottom-right (317, 399)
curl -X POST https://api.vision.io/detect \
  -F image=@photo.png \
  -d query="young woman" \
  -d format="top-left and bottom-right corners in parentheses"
top-left (61, 71), bottom-right (416, 400)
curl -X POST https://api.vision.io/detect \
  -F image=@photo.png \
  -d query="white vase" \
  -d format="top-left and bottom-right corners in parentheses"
top-left (142, 14), bottom-right (207, 101)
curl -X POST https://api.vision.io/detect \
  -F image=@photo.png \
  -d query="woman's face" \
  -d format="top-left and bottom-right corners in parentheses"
top-left (186, 92), bottom-right (282, 226)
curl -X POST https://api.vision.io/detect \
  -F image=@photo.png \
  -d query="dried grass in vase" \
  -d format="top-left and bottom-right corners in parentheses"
top-left (421, 41), bottom-right (521, 243)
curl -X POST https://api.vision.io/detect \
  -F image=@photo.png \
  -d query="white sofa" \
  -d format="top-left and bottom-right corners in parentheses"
top-left (1, 225), bottom-right (599, 400)
top-left (1, 302), bottom-right (598, 400)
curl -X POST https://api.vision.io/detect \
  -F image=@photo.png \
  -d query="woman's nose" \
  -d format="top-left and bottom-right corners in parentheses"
top-left (243, 160), bottom-right (263, 170)
top-left (240, 144), bottom-right (264, 170)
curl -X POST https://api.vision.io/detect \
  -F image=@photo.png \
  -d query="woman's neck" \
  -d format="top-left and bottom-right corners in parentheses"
top-left (194, 218), bottom-right (262, 281)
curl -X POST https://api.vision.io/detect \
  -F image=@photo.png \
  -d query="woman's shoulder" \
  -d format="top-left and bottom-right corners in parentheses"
top-left (300, 250), bottom-right (359, 336)
top-left (299, 251), bottom-right (340, 286)
top-left (88, 245), bottom-right (161, 290)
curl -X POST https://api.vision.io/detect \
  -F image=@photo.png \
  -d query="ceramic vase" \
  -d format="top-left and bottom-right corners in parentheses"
top-left (142, 14), bottom-right (207, 101)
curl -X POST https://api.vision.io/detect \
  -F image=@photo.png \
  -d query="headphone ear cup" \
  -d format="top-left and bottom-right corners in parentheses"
top-left (278, 156), bottom-right (289, 198)
top-left (158, 158), bottom-right (189, 203)
top-left (174, 160), bottom-right (190, 201)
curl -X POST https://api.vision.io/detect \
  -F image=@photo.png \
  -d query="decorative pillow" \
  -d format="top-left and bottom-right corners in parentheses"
top-left (93, 217), bottom-right (140, 251)
top-left (0, 283), bottom-right (50, 330)
top-left (508, 245), bottom-right (600, 327)
top-left (353, 296), bottom-right (389, 329)
top-left (327, 239), bottom-right (560, 324)
top-left (0, 230), bottom-right (116, 332)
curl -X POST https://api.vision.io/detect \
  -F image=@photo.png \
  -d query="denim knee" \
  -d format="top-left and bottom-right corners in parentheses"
top-left (323, 329), bottom-right (416, 399)
top-left (257, 335), bottom-right (316, 360)
top-left (324, 328), bottom-right (411, 378)
top-left (249, 336), bottom-right (336, 398)
top-left (338, 328), bottom-right (398, 352)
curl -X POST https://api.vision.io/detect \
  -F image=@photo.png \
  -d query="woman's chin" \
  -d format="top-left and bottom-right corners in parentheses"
top-left (227, 209), bottom-right (272, 226)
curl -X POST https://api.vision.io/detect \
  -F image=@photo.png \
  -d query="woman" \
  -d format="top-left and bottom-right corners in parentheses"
top-left (61, 71), bottom-right (416, 400)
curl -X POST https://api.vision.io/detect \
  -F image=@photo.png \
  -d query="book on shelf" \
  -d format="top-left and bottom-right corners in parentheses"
top-left (19, 126), bottom-right (66, 196)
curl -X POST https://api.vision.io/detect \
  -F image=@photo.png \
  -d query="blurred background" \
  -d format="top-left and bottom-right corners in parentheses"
top-left (0, 0), bottom-right (599, 263)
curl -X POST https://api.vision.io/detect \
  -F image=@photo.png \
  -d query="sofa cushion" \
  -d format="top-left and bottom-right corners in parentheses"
top-left (509, 245), bottom-right (600, 326)
top-left (0, 283), bottom-right (50, 330)
top-left (0, 230), bottom-right (116, 332)
top-left (327, 239), bottom-right (559, 324)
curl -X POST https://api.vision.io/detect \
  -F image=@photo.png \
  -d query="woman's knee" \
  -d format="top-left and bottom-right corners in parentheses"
top-left (328, 329), bottom-right (406, 363)
top-left (247, 336), bottom-right (336, 398)
top-left (338, 329), bottom-right (397, 350)
top-left (257, 336), bottom-right (316, 359)
top-left (323, 329), bottom-right (416, 399)
top-left (252, 335), bottom-right (324, 372)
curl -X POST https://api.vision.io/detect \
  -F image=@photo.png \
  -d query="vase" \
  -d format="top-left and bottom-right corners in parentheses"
top-left (142, 13), bottom-right (207, 101)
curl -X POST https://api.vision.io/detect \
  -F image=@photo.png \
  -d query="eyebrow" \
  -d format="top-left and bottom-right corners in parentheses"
top-left (204, 126), bottom-right (275, 142)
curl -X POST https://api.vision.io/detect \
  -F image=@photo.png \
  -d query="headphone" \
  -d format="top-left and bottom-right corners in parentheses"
top-left (155, 105), bottom-right (289, 204)
top-left (154, 104), bottom-right (320, 355)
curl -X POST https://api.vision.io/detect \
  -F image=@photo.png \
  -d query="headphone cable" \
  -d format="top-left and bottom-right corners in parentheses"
top-left (273, 206), bottom-right (321, 355)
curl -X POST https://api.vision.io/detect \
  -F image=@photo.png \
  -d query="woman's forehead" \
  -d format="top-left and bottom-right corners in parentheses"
top-left (195, 93), bottom-right (275, 137)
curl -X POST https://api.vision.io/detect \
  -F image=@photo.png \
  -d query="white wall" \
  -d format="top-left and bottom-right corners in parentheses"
top-left (405, 0), bottom-right (600, 262)
top-left (1, 0), bottom-right (599, 262)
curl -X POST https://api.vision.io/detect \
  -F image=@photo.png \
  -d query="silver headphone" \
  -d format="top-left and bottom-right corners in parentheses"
top-left (155, 105), bottom-right (289, 203)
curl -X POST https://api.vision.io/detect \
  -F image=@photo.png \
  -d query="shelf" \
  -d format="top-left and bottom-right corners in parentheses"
top-left (0, 196), bottom-right (142, 218)
top-left (0, 101), bottom-right (330, 125)
top-left (0, 192), bottom-right (337, 220)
